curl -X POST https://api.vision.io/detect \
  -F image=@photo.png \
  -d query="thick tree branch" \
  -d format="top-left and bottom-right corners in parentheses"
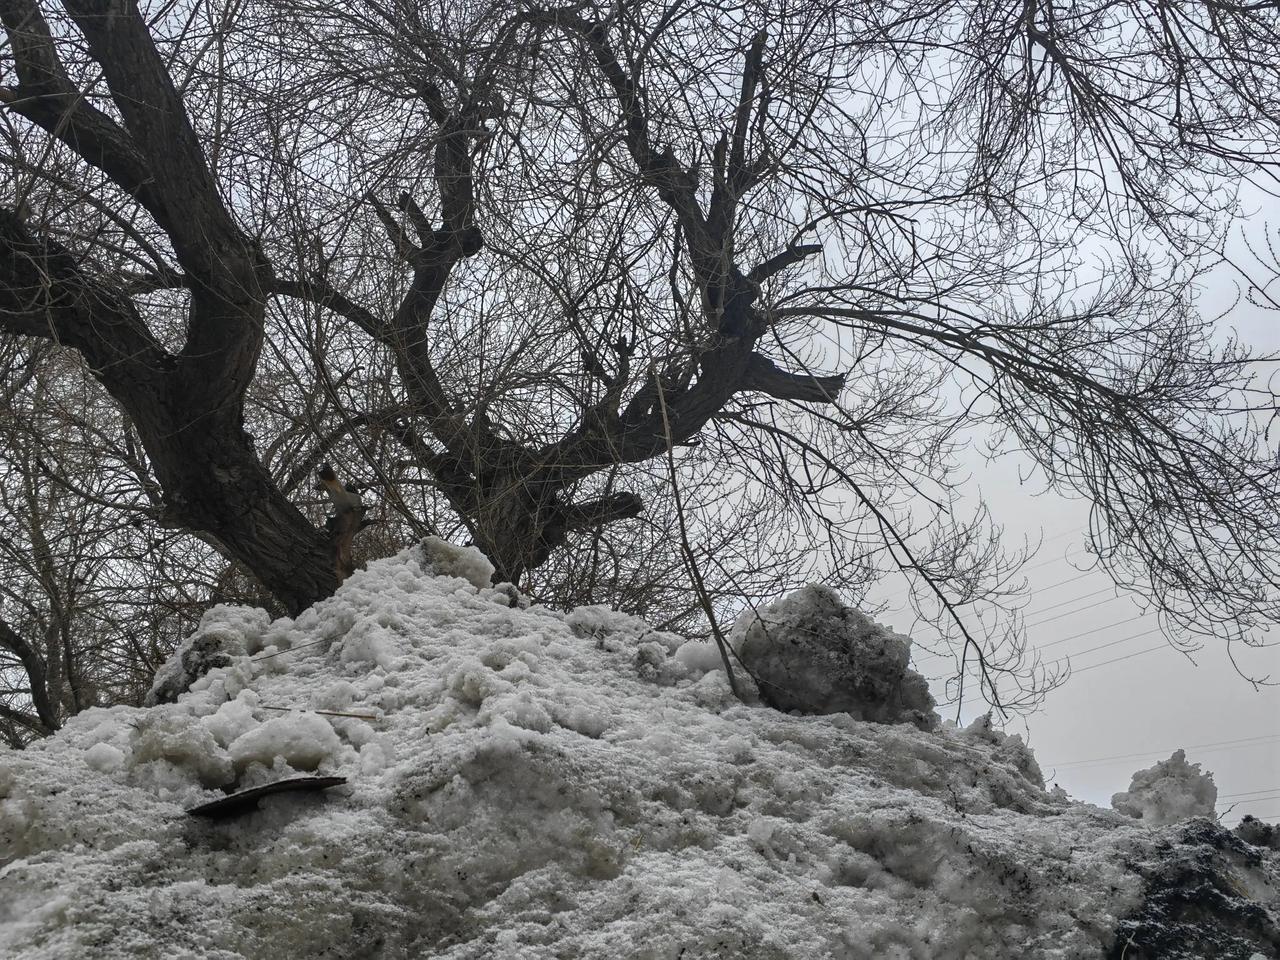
top-left (269, 277), bottom-right (385, 340)
top-left (728, 30), bottom-right (768, 193)
top-left (0, 701), bottom-right (47, 735)
top-left (0, 207), bottom-right (168, 394)
top-left (365, 96), bottom-right (493, 464)
top-left (1, 209), bottom-right (335, 615)
top-left (44, 0), bottom-right (268, 409)
top-left (741, 353), bottom-right (845, 403)
top-left (748, 244), bottom-right (823, 284)
top-left (537, 11), bottom-right (764, 337)
top-left (561, 491), bottom-right (644, 533)
top-left (57, 0), bottom-right (255, 288)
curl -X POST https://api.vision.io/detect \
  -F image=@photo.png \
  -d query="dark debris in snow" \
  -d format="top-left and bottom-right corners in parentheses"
top-left (186, 776), bottom-right (348, 819)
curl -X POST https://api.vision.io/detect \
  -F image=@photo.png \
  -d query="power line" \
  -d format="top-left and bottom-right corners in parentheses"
top-left (976, 635), bottom-right (1167, 709)
top-left (1025, 568), bottom-right (1096, 595)
top-left (1046, 733), bottom-right (1280, 770)
top-left (1024, 592), bottom-right (1126, 630)
top-left (915, 612), bottom-right (1157, 664)
top-left (1024, 585), bottom-right (1120, 621)
top-left (1220, 794), bottom-right (1280, 806)
top-left (1042, 629), bottom-right (1162, 670)
top-left (880, 526), bottom-right (1089, 602)
top-left (1220, 786), bottom-right (1280, 800)
top-left (900, 562), bottom-right (1101, 625)
top-left (913, 585), bottom-right (1135, 651)
top-left (1034, 615), bottom-right (1148, 652)
top-left (1020, 544), bottom-right (1090, 574)
top-left (1068, 643), bottom-right (1171, 675)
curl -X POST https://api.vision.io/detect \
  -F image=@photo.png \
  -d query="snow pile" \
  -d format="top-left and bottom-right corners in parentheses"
top-left (1, 546), bottom-right (1276, 959)
top-left (1111, 749), bottom-right (1219, 826)
top-left (731, 584), bottom-right (938, 729)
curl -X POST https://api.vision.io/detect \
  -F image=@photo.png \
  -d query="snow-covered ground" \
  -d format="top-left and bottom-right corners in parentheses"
top-left (1, 543), bottom-right (1276, 959)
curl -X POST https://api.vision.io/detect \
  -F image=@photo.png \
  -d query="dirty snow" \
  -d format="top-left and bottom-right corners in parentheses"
top-left (730, 584), bottom-right (938, 728)
top-left (0, 545), bottom-right (1275, 959)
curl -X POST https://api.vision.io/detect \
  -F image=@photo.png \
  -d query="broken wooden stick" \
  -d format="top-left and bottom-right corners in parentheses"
top-left (317, 462), bottom-right (369, 582)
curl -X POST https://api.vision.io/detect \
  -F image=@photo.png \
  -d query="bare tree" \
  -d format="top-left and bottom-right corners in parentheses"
top-left (2, 0), bottom-right (1278, 712)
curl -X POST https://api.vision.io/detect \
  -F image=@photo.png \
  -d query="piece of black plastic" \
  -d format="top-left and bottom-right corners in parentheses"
top-left (186, 776), bottom-right (348, 819)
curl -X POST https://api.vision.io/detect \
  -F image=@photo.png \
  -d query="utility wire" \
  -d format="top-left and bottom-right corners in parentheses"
top-left (1220, 786), bottom-right (1280, 799)
top-left (1220, 793), bottom-right (1280, 806)
top-left (1067, 643), bottom-right (1172, 675)
top-left (1042, 629), bottom-right (1162, 670)
top-left (915, 611), bottom-right (1156, 664)
top-left (1007, 545), bottom-right (1090, 577)
top-left (901, 563), bottom-right (1100, 632)
top-left (1046, 733), bottom-right (1280, 770)
top-left (1023, 569), bottom-right (1096, 594)
top-left (913, 589), bottom-right (1133, 660)
top-left (1033, 615), bottom-right (1148, 652)
top-left (1024, 593), bottom-right (1126, 630)
top-left (1023, 585), bottom-right (1122, 622)
top-left (881, 526), bottom-right (1089, 602)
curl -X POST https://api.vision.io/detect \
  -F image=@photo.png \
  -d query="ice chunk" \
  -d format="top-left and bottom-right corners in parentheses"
top-left (730, 584), bottom-right (938, 728)
top-left (1111, 749), bottom-right (1218, 825)
top-left (128, 712), bottom-right (235, 788)
top-left (964, 712), bottom-right (1044, 787)
top-left (201, 694), bottom-right (260, 748)
top-left (674, 638), bottom-right (727, 673)
top-left (1236, 816), bottom-right (1280, 851)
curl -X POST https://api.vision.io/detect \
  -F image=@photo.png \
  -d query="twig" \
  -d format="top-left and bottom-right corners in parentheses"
top-left (259, 705), bottom-right (381, 721)
top-left (250, 636), bottom-right (330, 661)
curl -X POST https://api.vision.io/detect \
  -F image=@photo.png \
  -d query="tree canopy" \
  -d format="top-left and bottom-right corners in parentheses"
top-left (2, 0), bottom-right (1279, 725)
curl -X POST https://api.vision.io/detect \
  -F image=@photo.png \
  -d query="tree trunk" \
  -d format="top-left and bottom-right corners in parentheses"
top-left (138, 398), bottom-right (339, 615)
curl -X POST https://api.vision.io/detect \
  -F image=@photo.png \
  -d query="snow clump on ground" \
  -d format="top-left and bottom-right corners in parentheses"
top-left (730, 584), bottom-right (938, 729)
top-left (1, 544), bottom-right (1276, 959)
top-left (419, 535), bottom-right (496, 589)
top-left (145, 605), bottom-right (271, 705)
top-left (1111, 748), bottom-right (1219, 826)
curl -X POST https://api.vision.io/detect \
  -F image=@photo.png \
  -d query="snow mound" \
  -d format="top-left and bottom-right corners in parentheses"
top-left (1, 547), bottom-right (1276, 959)
top-left (731, 584), bottom-right (938, 729)
top-left (1111, 749), bottom-right (1218, 826)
